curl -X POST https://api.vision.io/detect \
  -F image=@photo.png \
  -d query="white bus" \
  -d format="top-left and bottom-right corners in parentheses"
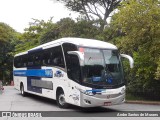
top-left (13, 37), bottom-right (133, 108)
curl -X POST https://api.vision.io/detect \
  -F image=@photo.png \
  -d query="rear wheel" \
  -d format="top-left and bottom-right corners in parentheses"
top-left (20, 84), bottom-right (26, 96)
top-left (56, 89), bottom-right (68, 108)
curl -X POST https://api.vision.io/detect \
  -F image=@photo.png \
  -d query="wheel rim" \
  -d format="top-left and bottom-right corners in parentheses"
top-left (59, 94), bottom-right (65, 106)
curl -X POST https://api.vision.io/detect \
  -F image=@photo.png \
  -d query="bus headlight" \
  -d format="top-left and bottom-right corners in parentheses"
top-left (85, 91), bottom-right (94, 96)
top-left (78, 89), bottom-right (94, 96)
top-left (121, 88), bottom-right (125, 94)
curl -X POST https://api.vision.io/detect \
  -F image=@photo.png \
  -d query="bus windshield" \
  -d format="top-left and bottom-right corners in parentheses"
top-left (81, 48), bottom-right (124, 89)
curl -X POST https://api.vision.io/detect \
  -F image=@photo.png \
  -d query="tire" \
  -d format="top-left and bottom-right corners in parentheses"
top-left (20, 84), bottom-right (26, 97)
top-left (56, 89), bottom-right (68, 108)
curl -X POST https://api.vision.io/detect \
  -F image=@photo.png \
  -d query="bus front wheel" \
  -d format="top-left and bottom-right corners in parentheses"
top-left (56, 89), bottom-right (68, 108)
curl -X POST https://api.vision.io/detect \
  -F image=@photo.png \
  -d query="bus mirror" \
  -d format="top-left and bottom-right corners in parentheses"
top-left (67, 51), bottom-right (84, 66)
top-left (120, 54), bottom-right (134, 68)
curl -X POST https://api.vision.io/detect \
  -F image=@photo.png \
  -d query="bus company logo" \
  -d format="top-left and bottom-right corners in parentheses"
top-left (2, 112), bottom-right (11, 117)
top-left (45, 69), bottom-right (53, 77)
top-left (54, 70), bottom-right (64, 77)
top-left (2, 112), bottom-right (42, 118)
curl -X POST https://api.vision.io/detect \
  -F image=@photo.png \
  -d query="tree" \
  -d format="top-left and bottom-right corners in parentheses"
top-left (16, 17), bottom-right (101, 53)
top-left (75, 19), bottom-right (100, 38)
top-left (55, 0), bottom-right (122, 31)
top-left (39, 17), bottom-right (101, 43)
top-left (0, 22), bottom-right (19, 84)
top-left (56, 18), bottom-right (76, 38)
top-left (15, 18), bottom-right (56, 52)
top-left (32, 18), bottom-right (76, 44)
top-left (112, 0), bottom-right (160, 99)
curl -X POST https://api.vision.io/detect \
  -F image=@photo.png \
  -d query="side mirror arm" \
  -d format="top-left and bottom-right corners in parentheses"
top-left (121, 54), bottom-right (134, 68)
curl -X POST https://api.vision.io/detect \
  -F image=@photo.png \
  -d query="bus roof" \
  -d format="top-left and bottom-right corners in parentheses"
top-left (15, 37), bottom-right (117, 56)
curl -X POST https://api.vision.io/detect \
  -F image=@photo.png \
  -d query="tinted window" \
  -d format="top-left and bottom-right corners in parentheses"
top-left (34, 53), bottom-right (42, 66)
top-left (14, 45), bottom-right (65, 68)
top-left (27, 54), bottom-right (34, 67)
top-left (22, 55), bottom-right (28, 67)
top-left (14, 55), bottom-right (28, 68)
top-left (14, 56), bottom-right (20, 68)
top-left (51, 46), bottom-right (65, 68)
top-left (42, 45), bottom-right (65, 68)
top-left (62, 43), bottom-right (81, 82)
top-left (62, 43), bottom-right (78, 66)
top-left (66, 54), bottom-right (81, 82)
top-left (42, 50), bottom-right (51, 65)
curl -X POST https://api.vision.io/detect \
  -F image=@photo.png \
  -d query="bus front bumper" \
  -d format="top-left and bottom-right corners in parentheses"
top-left (80, 93), bottom-right (125, 107)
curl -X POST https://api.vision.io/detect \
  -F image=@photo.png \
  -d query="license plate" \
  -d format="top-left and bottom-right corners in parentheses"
top-left (104, 102), bottom-right (112, 106)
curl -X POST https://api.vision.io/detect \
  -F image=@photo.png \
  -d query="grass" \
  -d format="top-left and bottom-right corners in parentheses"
top-left (126, 93), bottom-right (160, 103)
top-left (126, 93), bottom-right (148, 101)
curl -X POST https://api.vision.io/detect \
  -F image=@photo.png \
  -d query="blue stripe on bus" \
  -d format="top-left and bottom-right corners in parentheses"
top-left (14, 69), bottom-right (53, 78)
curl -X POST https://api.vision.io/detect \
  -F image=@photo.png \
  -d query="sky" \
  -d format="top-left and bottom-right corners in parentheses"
top-left (0, 0), bottom-right (79, 33)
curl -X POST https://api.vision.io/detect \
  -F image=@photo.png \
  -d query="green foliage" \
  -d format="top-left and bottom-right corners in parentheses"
top-left (15, 17), bottom-right (101, 52)
top-left (155, 58), bottom-right (160, 80)
top-left (111, 0), bottom-right (160, 99)
top-left (75, 19), bottom-right (100, 38)
top-left (56, 18), bottom-right (76, 38)
top-left (126, 93), bottom-right (144, 101)
top-left (15, 18), bottom-right (56, 53)
top-left (114, 0), bottom-right (160, 49)
top-left (0, 22), bottom-right (19, 84)
top-left (41, 17), bottom-right (100, 42)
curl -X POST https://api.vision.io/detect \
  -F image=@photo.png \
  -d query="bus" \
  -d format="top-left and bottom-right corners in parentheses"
top-left (13, 37), bottom-right (134, 108)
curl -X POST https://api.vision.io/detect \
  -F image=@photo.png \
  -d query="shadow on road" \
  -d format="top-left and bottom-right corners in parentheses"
top-left (18, 93), bottom-right (118, 113)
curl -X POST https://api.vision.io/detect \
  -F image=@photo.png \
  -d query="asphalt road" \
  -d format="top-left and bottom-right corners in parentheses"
top-left (0, 86), bottom-right (160, 120)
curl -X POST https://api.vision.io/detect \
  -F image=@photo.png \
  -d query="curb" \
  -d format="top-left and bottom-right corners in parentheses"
top-left (125, 100), bottom-right (160, 105)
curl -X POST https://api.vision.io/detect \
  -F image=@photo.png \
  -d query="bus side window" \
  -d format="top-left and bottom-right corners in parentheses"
top-left (62, 43), bottom-right (81, 82)
top-left (34, 53), bottom-right (42, 66)
top-left (18, 56), bottom-right (23, 68)
top-left (51, 46), bottom-right (65, 68)
top-left (67, 55), bottom-right (81, 82)
top-left (27, 54), bottom-right (34, 67)
top-left (14, 55), bottom-right (27, 68)
top-left (22, 55), bottom-right (28, 67)
top-left (52, 54), bottom-right (64, 68)
top-left (42, 51), bottom-right (49, 66)
top-left (14, 56), bottom-right (20, 68)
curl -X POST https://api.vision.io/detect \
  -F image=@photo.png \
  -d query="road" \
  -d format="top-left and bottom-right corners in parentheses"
top-left (0, 86), bottom-right (160, 120)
